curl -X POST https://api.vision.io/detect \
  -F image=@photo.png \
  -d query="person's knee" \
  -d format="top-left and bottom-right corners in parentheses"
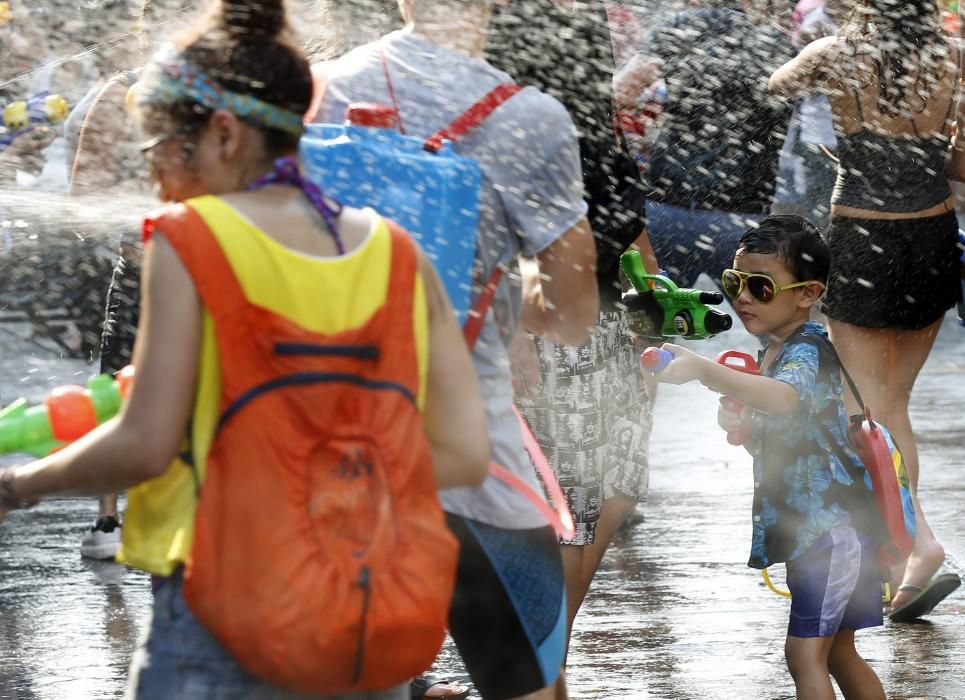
top-left (827, 636), bottom-right (858, 678)
top-left (785, 637), bottom-right (828, 680)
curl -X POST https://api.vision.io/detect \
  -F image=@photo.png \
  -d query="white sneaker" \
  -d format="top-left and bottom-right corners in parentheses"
top-left (80, 515), bottom-right (122, 560)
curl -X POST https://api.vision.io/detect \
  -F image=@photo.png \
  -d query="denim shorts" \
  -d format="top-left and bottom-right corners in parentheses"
top-left (786, 526), bottom-right (883, 638)
top-left (126, 572), bottom-right (407, 700)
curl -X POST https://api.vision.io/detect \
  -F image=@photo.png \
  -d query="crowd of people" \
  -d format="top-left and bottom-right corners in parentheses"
top-left (0, 0), bottom-right (963, 699)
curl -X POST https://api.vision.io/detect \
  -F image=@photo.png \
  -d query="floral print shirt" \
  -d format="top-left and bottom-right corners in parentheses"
top-left (748, 322), bottom-right (878, 569)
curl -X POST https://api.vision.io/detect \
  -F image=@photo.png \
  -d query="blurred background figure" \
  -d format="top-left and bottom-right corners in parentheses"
top-left (642, 0), bottom-right (794, 295)
top-left (772, 0), bottom-right (849, 231)
top-left (487, 0), bottom-right (659, 681)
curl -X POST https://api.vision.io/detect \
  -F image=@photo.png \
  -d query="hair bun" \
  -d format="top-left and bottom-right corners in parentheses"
top-left (220, 0), bottom-right (286, 40)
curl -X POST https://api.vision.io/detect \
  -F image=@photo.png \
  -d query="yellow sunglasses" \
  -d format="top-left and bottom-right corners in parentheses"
top-left (721, 269), bottom-right (822, 304)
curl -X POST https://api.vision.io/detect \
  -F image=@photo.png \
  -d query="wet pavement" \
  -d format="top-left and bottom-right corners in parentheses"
top-left (0, 305), bottom-right (963, 699)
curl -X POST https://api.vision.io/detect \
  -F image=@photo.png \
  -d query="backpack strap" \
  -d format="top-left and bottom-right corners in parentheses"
top-left (379, 48), bottom-right (408, 135)
top-left (463, 267), bottom-right (503, 348)
top-left (143, 200), bottom-right (248, 322)
top-left (423, 84), bottom-right (523, 153)
top-left (787, 329), bottom-right (871, 426)
top-left (379, 45), bottom-right (521, 150)
top-left (380, 218), bottom-right (422, 395)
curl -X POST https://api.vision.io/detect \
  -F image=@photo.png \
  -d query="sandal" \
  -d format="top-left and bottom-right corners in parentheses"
top-left (888, 573), bottom-right (962, 623)
top-left (409, 674), bottom-right (471, 699)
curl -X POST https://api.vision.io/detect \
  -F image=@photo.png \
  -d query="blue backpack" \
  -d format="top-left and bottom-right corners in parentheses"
top-left (300, 85), bottom-right (520, 325)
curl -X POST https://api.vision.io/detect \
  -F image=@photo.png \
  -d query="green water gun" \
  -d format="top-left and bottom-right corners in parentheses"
top-left (0, 367), bottom-right (134, 457)
top-left (620, 250), bottom-right (732, 340)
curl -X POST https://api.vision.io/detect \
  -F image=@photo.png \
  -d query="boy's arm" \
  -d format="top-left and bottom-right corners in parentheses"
top-left (653, 343), bottom-right (799, 416)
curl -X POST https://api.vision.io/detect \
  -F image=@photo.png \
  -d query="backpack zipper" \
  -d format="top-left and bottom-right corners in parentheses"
top-left (215, 372), bottom-right (415, 434)
top-left (353, 565), bottom-right (371, 684)
top-left (273, 342), bottom-right (380, 360)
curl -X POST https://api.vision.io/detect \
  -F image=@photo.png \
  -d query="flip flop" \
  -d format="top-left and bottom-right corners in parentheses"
top-left (888, 572), bottom-right (962, 623)
top-left (409, 674), bottom-right (471, 700)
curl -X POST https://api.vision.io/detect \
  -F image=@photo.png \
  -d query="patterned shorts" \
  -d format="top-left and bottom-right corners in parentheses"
top-left (519, 311), bottom-right (653, 545)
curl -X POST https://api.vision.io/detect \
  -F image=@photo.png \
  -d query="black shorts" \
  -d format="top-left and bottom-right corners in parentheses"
top-left (445, 513), bottom-right (566, 700)
top-left (823, 211), bottom-right (961, 330)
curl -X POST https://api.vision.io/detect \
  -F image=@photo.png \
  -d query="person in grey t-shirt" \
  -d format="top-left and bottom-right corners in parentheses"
top-left (312, 1), bottom-right (598, 697)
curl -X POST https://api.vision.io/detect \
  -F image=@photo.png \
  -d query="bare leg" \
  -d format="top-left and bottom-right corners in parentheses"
top-left (513, 677), bottom-right (566, 700)
top-left (560, 493), bottom-right (638, 657)
top-left (98, 493), bottom-right (118, 518)
top-left (559, 545), bottom-right (586, 656)
top-left (828, 318), bottom-right (945, 610)
top-left (574, 494), bottom-right (638, 614)
top-left (827, 630), bottom-right (885, 700)
top-left (785, 635), bottom-right (836, 700)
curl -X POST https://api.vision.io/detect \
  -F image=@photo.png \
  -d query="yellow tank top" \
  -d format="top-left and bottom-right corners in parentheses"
top-left (117, 196), bottom-right (428, 575)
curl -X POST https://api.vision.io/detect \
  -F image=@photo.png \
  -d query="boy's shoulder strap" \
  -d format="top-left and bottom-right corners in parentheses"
top-left (785, 327), bottom-right (868, 422)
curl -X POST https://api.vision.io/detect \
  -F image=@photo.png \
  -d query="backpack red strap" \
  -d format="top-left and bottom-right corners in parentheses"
top-left (462, 267), bottom-right (502, 348)
top-left (424, 84), bottom-right (522, 153)
top-left (462, 264), bottom-right (575, 540)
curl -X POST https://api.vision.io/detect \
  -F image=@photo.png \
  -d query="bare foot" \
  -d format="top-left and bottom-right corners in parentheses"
top-left (411, 675), bottom-right (471, 699)
top-left (890, 538), bottom-right (945, 612)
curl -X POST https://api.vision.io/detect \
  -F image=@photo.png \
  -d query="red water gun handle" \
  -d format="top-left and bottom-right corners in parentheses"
top-left (714, 351), bottom-right (759, 446)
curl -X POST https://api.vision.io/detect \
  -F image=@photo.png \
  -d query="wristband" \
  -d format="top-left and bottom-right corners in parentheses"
top-left (0, 469), bottom-right (37, 511)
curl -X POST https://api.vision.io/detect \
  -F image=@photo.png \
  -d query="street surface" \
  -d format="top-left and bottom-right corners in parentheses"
top-left (0, 305), bottom-right (963, 699)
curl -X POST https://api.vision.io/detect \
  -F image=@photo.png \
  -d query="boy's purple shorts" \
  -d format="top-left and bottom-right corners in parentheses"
top-left (786, 526), bottom-right (884, 638)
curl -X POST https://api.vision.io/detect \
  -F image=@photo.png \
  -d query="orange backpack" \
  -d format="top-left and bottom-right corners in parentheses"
top-left (149, 203), bottom-right (458, 694)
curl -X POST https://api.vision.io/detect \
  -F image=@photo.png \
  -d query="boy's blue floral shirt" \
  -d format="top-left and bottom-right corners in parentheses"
top-left (748, 321), bottom-right (879, 569)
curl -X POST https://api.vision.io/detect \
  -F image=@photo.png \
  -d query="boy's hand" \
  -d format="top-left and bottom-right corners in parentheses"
top-left (649, 342), bottom-right (707, 385)
top-left (717, 398), bottom-right (742, 433)
top-left (717, 399), bottom-right (753, 433)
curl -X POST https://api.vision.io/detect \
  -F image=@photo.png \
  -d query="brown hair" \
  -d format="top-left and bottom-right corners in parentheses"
top-left (841, 0), bottom-right (948, 116)
top-left (152, 0), bottom-right (313, 155)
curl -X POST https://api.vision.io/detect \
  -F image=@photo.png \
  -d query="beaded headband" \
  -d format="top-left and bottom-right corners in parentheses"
top-left (138, 46), bottom-right (305, 136)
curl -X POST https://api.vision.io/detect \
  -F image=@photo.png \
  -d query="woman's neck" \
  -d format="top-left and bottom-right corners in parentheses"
top-left (404, 12), bottom-right (491, 58)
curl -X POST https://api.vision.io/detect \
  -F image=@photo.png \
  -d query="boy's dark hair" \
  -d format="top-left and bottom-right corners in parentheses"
top-left (736, 215), bottom-right (830, 284)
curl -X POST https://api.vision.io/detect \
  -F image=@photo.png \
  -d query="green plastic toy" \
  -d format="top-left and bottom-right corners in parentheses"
top-left (0, 367), bottom-right (133, 457)
top-left (619, 250), bottom-right (733, 340)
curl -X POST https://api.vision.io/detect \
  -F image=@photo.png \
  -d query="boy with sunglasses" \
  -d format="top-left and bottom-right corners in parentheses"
top-left (650, 215), bottom-right (885, 700)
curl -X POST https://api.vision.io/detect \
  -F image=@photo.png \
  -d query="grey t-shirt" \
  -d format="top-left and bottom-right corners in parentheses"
top-left (316, 30), bottom-right (588, 529)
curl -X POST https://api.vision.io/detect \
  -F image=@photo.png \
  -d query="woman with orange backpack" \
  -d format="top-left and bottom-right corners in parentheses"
top-left (0, 0), bottom-right (490, 697)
